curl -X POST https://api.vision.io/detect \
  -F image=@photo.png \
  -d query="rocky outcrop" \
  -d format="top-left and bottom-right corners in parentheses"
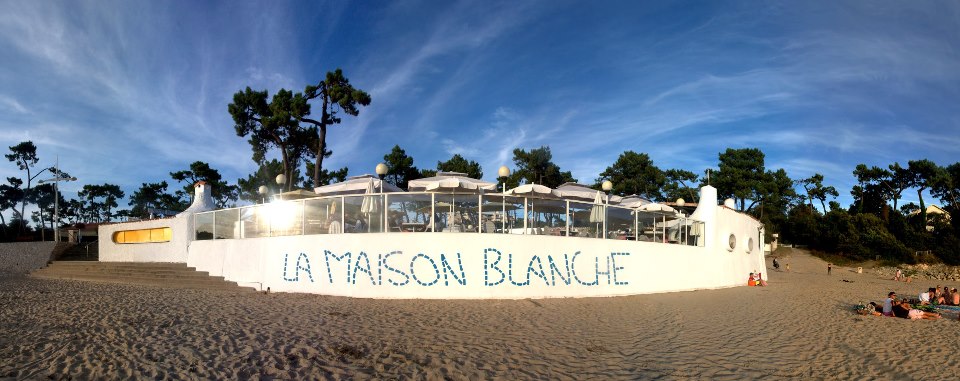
top-left (875, 263), bottom-right (960, 282)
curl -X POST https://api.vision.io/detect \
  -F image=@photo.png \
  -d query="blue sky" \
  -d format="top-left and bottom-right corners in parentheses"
top-left (1, 0), bottom-right (958, 213)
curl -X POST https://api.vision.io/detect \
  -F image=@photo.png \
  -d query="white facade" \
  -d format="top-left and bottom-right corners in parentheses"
top-left (100, 185), bottom-right (767, 299)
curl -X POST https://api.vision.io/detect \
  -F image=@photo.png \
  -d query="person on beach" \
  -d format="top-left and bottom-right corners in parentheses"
top-left (893, 300), bottom-right (940, 320)
top-left (773, 258), bottom-right (780, 271)
top-left (827, 263), bottom-right (832, 275)
top-left (952, 288), bottom-right (959, 306)
top-left (919, 288), bottom-right (934, 305)
top-left (894, 269), bottom-right (902, 281)
top-left (883, 292), bottom-right (897, 317)
top-left (785, 263), bottom-right (790, 272)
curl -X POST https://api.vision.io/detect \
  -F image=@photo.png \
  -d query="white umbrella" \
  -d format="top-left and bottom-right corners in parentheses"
top-left (589, 190), bottom-right (604, 238)
top-left (314, 174), bottom-right (403, 196)
top-left (360, 179), bottom-right (378, 232)
top-left (407, 172), bottom-right (497, 193)
top-left (638, 203), bottom-right (677, 214)
top-left (504, 183), bottom-right (561, 198)
top-left (618, 194), bottom-right (651, 208)
top-left (557, 182), bottom-right (622, 203)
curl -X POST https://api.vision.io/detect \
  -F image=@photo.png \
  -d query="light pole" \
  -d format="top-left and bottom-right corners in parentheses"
top-left (601, 180), bottom-right (613, 239)
top-left (37, 160), bottom-right (77, 242)
top-left (375, 163), bottom-right (388, 194)
top-left (275, 174), bottom-right (286, 201)
top-left (498, 166), bottom-right (510, 233)
top-left (258, 185), bottom-right (268, 204)
top-left (375, 163), bottom-right (388, 231)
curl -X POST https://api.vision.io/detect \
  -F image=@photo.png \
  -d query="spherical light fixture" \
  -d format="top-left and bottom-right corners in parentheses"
top-left (258, 185), bottom-right (268, 195)
top-left (498, 166), bottom-right (510, 178)
top-left (601, 180), bottom-right (613, 192)
top-left (275, 174), bottom-right (286, 186)
top-left (375, 163), bottom-right (388, 176)
top-left (676, 198), bottom-right (685, 207)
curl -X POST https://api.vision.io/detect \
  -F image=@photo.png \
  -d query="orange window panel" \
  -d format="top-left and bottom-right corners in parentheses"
top-left (112, 227), bottom-right (173, 244)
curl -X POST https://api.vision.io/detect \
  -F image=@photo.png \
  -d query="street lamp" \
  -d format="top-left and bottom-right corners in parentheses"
top-left (498, 166), bottom-right (510, 193)
top-left (275, 174), bottom-right (286, 201)
top-left (37, 162), bottom-right (77, 242)
top-left (497, 166), bottom-right (510, 233)
top-left (258, 185), bottom-right (268, 204)
top-left (601, 180), bottom-right (613, 239)
top-left (601, 180), bottom-right (613, 204)
top-left (375, 163), bottom-right (388, 194)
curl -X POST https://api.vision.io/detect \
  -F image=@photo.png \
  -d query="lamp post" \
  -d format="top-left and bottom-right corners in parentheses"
top-left (601, 180), bottom-right (612, 239)
top-left (37, 160), bottom-right (77, 242)
top-left (498, 166), bottom-right (510, 233)
top-left (375, 163), bottom-right (388, 194)
top-left (375, 163), bottom-right (388, 231)
top-left (258, 185), bottom-right (268, 204)
top-left (601, 180), bottom-right (613, 204)
top-left (275, 174), bottom-right (286, 201)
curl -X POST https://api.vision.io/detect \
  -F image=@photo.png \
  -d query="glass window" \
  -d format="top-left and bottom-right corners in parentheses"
top-left (265, 200), bottom-right (303, 237)
top-left (606, 206), bottom-right (634, 240)
top-left (195, 213), bottom-right (214, 240)
top-left (387, 193), bottom-right (433, 232)
top-left (113, 227), bottom-right (173, 244)
top-left (214, 209), bottom-right (239, 239)
top-left (240, 205), bottom-right (270, 238)
top-left (568, 201), bottom-right (600, 238)
top-left (434, 193), bottom-right (480, 233)
top-left (304, 198), bottom-right (343, 235)
top-left (526, 198), bottom-right (567, 235)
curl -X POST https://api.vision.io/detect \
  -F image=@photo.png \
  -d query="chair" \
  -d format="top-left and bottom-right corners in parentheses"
top-left (484, 220), bottom-right (496, 233)
top-left (328, 221), bottom-right (342, 234)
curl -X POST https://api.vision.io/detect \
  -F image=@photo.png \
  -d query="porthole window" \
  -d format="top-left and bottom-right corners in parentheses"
top-left (747, 237), bottom-right (755, 253)
top-left (113, 227), bottom-right (172, 244)
top-left (728, 234), bottom-right (736, 251)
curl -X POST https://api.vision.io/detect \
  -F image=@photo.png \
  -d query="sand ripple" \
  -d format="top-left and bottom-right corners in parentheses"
top-left (3, 249), bottom-right (960, 379)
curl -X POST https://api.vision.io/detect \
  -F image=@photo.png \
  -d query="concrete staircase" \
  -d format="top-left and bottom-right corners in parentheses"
top-left (30, 261), bottom-right (256, 292)
top-left (56, 241), bottom-right (99, 261)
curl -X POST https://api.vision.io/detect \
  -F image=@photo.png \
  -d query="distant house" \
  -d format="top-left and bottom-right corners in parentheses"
top-left (907, 204), bottom-right (951, 231)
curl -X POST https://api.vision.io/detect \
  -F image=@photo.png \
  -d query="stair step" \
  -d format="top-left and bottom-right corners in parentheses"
top-left (29, 261), bottom-right (255, 292)
top-left (32, 269), bottom-right (222, 280)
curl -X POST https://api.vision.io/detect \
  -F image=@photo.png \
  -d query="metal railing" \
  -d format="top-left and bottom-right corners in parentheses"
top-left (194, 192), bottom-right (704, 246)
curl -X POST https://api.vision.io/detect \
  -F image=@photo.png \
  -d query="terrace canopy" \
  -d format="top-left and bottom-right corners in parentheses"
top-left (407, 171), bottom-right (497, 193)
top-left (556, 182), bottom-right (622, 204)
top-left (314, 174), bottom-right (403, 196)
top-left (504, 183), bottom-right (561, 198)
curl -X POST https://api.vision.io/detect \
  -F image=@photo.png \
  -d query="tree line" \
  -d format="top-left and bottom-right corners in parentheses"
top-left (4, 68), bottom-right (958, 266)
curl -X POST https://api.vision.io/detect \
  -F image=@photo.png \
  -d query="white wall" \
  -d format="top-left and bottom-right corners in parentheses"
top-left (186, 196), bottom-right (767, 299)
top-left (100, 184), bottom-right (768, 299)
top-left (98, 216), bottom-right (191, 263)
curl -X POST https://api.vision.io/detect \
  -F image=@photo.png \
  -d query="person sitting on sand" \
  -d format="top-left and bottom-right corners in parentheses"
top-left (893, 300), bottom-right (940, 320)
top-left (919, 288), bottom-right (933, 305)
top-left (952, 288), bottom-right (959, 306)
top-left (883, 292), bottom-right (897, 317)
top-left (893, 269), bottom-right (902, 281)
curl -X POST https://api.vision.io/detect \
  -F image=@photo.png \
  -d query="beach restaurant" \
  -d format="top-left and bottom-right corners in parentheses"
top-left (99, 172), bottom-right (766, 299)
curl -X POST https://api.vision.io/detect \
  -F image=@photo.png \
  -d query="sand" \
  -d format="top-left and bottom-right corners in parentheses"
top-left (3, 248), bottom-right (960, 380)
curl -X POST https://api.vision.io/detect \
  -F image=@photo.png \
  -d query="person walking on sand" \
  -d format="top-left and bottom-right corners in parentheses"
top-left (827, 263), bottom-right (832, 275)
top-left (785, 263), bottom-right (790, 272)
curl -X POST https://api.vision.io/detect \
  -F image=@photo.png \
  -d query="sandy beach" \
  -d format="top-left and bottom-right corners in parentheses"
top-left (3, 248), bottom-right (960, 380)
